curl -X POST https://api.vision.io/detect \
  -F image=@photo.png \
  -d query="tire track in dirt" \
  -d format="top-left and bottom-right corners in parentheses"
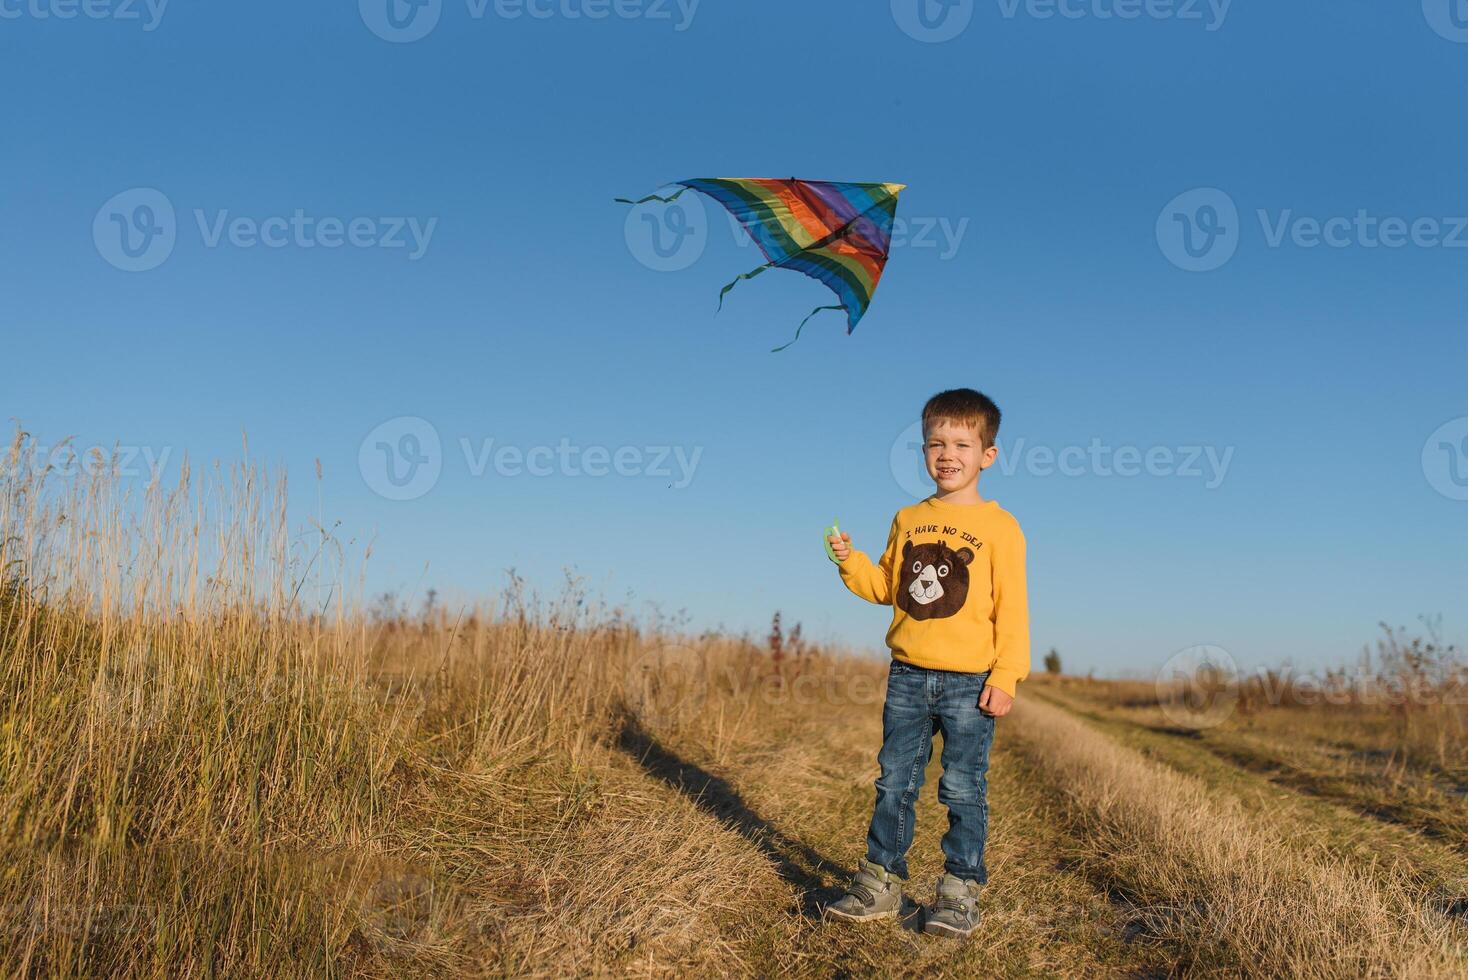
top-left (1004, 692), bottom-right (1468, 977)
top-left (1029, 685), bottom-right (1468, 920)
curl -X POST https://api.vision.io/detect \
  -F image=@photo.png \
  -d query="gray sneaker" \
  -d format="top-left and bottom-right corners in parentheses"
top-left (923, 873), bottom-right (981, 937)
top-left (826, 857), bottom-right (903, 922)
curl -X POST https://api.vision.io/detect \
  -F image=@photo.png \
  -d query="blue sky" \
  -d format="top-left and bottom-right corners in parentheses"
top-left (4, 0), bottom-right (1467, 677)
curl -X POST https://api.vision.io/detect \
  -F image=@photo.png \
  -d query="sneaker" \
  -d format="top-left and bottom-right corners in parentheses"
top-left (923, 873), bottom-right (981, 937)
top-left (825, 857), bottom-right (903, 922)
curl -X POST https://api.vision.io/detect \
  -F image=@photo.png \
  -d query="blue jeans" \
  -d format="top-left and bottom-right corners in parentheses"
top-left (865, 660), bottom-right (995, 884)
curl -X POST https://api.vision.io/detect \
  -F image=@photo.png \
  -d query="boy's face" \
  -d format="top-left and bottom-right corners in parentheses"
top-left (923, 419), bottom-right (997, 493)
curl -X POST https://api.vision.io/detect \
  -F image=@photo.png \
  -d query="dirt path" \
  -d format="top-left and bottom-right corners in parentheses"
top-left (596, 677), bottom-right (1468, 977)
top-left (609, 699), bottom-right (1175, 977)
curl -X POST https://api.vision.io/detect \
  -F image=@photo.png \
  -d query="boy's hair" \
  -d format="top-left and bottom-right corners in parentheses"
top-left (922, 389), bottom-right (1002, 450)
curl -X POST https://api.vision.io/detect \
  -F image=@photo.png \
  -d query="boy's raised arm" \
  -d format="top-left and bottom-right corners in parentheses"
top-left (837, 517), bottom-right (899, 605)
top-left (985, 519), bottom-right (1030, 699)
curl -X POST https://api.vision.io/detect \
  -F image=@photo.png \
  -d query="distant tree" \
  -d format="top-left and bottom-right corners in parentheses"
top-left (1043, 647), bottom-right (1062, 675)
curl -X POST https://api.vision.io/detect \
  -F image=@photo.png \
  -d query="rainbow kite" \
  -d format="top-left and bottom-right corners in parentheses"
top-left (617, 178), bottom-right (905, 351)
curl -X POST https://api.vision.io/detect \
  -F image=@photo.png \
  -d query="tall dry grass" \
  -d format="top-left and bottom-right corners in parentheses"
top-left (0, 430), bottom-right (845, 976)
top-left (1099, 626), bottom-right (1468, 775)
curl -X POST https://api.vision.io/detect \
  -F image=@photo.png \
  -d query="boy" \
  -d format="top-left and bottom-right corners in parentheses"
top-left (824, 388), bottom-right (1029, 938)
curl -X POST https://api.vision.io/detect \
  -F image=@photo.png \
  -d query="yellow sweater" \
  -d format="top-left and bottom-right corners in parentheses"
top-left (838, 496), bottom-right (1030, 698)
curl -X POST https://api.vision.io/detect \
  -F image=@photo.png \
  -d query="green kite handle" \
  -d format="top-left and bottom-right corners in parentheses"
top-left (823, 518), bottom-right (844, 564)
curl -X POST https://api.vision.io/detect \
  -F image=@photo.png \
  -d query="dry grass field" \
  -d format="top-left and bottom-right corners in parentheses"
top-left (2, 433), bottom-right (1466, 978)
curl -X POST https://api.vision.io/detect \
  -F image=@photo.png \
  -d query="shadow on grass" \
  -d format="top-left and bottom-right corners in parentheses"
top-left (616, 713), bottom-right (925, 926)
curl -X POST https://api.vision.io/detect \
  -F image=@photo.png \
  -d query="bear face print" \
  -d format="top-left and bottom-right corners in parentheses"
top-left (896, 539), bottom-right (976, 621)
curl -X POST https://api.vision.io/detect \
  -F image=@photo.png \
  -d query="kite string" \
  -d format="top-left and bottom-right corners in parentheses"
top-left (770, 304), bottom-right (843, 353)
top-left (716, 262), bottom-right (774, 313)
top-left (613, 187), bottom-right (689, 206)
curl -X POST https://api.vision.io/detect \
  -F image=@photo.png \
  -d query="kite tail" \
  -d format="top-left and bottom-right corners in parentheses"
top-left (716, 261), bottom-right (774, 313)
top-left (770, 304), bottom-right (844, 353)
top-left (614, 187), bottom-right (689, 205)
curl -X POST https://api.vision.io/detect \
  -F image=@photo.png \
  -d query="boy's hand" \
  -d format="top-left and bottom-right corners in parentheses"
top-left (978, 684), bottom-right (1013, 717)
top-left (827, 530), bottom-right (851, 563)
